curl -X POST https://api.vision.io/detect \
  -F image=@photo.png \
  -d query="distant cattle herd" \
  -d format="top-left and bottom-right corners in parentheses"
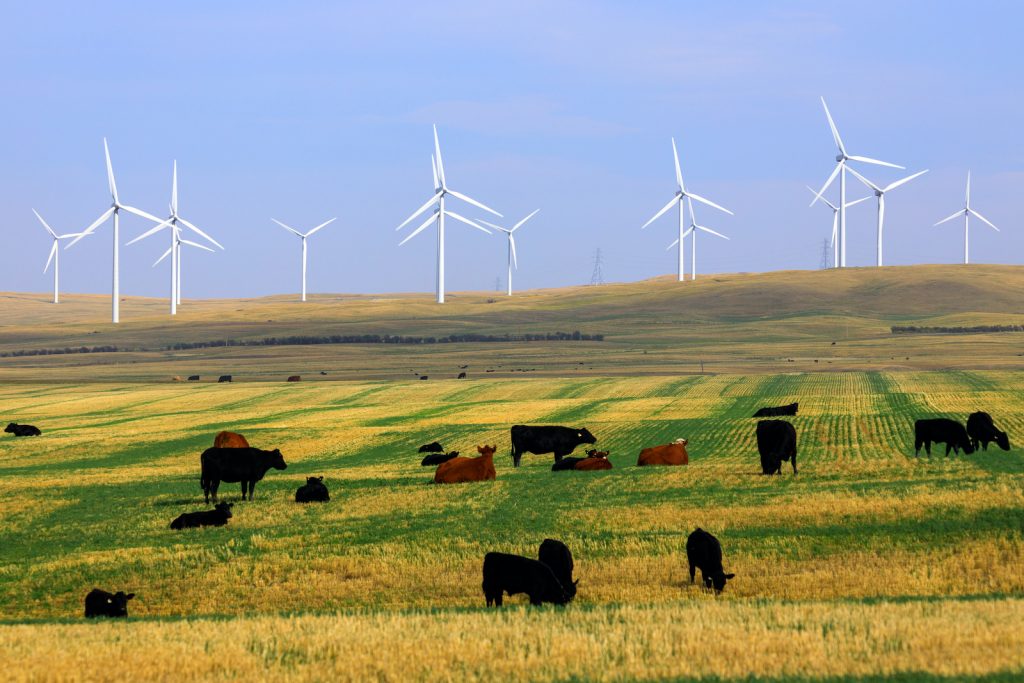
top-left (3, 393), bottom-right (1013, 618)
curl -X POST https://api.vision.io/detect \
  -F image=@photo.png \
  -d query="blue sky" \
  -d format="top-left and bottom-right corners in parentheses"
top-left (1, 1), bottom-right (1021, 298)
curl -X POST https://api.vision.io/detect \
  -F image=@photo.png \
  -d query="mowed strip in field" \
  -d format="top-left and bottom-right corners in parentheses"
top-left (1, 371), bottom-right (1023, 680)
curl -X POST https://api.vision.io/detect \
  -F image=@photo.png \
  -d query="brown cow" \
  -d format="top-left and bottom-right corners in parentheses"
top-left (576, 453), bottom-right (612, 471)
top-left (287, 375), bottom-right (301, 382)
top-left (637, 439), bottom-right (689, 466)
top-left (434, 445), bottom-right (497, 484)
top-left (214, 431), bottom-right (250, 449)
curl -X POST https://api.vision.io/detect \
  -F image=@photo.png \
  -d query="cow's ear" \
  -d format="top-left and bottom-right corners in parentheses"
top-left (724, 573), bottom-right (735, 579)
top-left (126, 593), bottom-right (136, 600)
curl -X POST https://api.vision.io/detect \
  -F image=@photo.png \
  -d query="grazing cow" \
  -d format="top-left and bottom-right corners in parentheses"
top-left (170, 502), bottom-right (233, 530)
top-left (214, 431), bottom-right (249, 449)
top-left (637, 439), bottom-right (689, 466)
top-left (914, 418), bottom-right (974, 457)
top-left (753, 402), bottom-right (798, 417)
top-left (686, 528), bottom-right (735, 594)
top-left (320, 371), bottom-right (327, 376)
top-left (551, 451), bottom-right (612, 471)
top-left (421, 451), bottom-right (459, 466)
top-left (538, 539), bottom-right (578, 601)
top-left (295, 476), bottom-right (330, 503)
top-left (509, 425), bottom-right (597, 467)
top-left (756, 420), bottom-right (797, 474)
top-left (966, 412), bottom-right (1010, 452)
top-left (200, 447), bottom-right (288, 503)
top-left (434, 445), bottom-right (496, 484)
top-left (218, 375), bottom-right (232, 383)
top-left (458, 372), bottom-right (467, 379)
top-left (482, 552), bottom-right (571, 607)
top-left (187, 375), bottom-right (200, 381)
top-left (287, 375), bottom-right (301, 382)
top-left (4, 423), bottom-right (41, 437)
top-left (84, 589), bottom-right (135, 618)
top-left (418, 442), bottom-right (444, 453)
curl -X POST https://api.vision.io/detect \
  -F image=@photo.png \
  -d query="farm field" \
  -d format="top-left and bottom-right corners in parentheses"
top-left (1, 371), bottom-right (1023, 681)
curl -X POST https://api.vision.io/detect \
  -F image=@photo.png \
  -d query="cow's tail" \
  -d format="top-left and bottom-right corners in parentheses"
top-left (199, 455), bottom-right (208, 492)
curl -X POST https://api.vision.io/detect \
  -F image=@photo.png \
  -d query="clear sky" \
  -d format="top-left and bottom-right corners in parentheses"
top-left (1, 1), bottom-right (1021, 299)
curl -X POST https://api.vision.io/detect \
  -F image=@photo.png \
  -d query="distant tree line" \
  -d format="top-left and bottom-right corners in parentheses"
top-left (0, 345), bottom-right (123, 358)
top-left (892, 324), bottom-right (1024, 335)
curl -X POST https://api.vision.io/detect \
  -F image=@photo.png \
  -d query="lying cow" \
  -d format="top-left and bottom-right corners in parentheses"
top-left (218, 375), bottom-right (232, 383)
top-left (434, 445), bottom-right (496, 484)
top-left (200, 447), bottom-right (288, 502)
top-left (966, 411), bottom-right (1010, 452)
top-left (482, 552), bottom-right (572, 607)
top-left (756, 420), bottom-right (797, 474)
top-left (538, 539), bottom-right (578, 601)
top-left (170, 502), bottom-right (233, 530)
top-left (418, 442), bottom-right (444, 453)
top-left (637, 439), bottom-right (688, 466)
top-left (510, 425), bottom-right (596, 467)
top-left (4, 423), bottom-right (41, 437)
top-left (84, 588), bottom-right (135, 618)
top-left (214, 430), bottom-right (249, 448)
top-left (187, 375), bottom-right (200, 381)
top-left (287, 375), bottom-right (301, 382)
top-left (753, 402), bottom-right (798, 417)
top-left (686, 528), bottom-right (735, 594)
top-left (914, 418), bottom-right (974, 456)
top-left (421, 451), bottom-right (459, 466)
top-left (551, 450), bottom-right (612, 471)
top-left (295, 476), bottom-right (330, 503)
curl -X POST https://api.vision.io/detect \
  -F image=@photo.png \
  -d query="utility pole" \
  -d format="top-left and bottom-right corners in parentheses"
top-left (819, 238), bottom-right (832, 270)
top-left (589, 248), bottom-right (605, 286)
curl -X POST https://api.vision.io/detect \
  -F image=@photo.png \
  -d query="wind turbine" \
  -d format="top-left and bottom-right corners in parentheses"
top-left (805, 186), bottom-right (871, 268)
top-left (271, 217), bottom-right (337, 302)
top-left (641, 137), bottom-right (732, 281)
top-left (151, 228), bottom-right (214, 300)
top-left (934, 172), bottom-right (999, 264)
top-left (65, 139), bottom-right (170, 323)
top-left (479, 210), bottom-right (539, 296)
top-left (33, 209), bottom-right (88, 304)
top-left (845, 167), bottom-right (929, 267)
top-left (664, 197), bottom-right (730, 281)
top-left (810, 98), bottom-right (904, 267)
top-left (396, 126), bottom-right (500, 303)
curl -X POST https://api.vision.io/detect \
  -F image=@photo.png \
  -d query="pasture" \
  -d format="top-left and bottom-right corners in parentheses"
top-left (2, 371), bottom-right (1023, 681)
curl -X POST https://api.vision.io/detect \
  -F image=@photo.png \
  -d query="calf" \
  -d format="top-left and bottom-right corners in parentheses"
top-left (218, 375), bottom-right (232, 383)
top-left (686, 528), bottom-right (735, 594)
top-left (170, 502), bottom-right (233, 530)
top-left (4, 423), bottom-right (41, 437)
top-left (214, 430), bottom-right (249, 449)
top-left (753, 402), bottom-right (798, 417)
top-left (551, 451), bottom-right (612, 471)
top-left (914, 418), bottom-right (974, 456)
top-left (482, 552), bottom-right (571, 607)
top-left (418, 442), bottom-right (445, 453)
top-left (200, 447), bottom-right (288, 503)
top-left (84, 589), bottom-right (135, 618)
top-left (510, 425), bottom-right (597, 467)
top-left (295, 476), bottom-right (330, 503)
top-left (966, 412), bottom-right (1010, 452)
top-left (421, 451), bottom-right (459, 466)
top-left (434, 445), bottom-right (496, 484)
top-left (637, 439), bottom-right (688, 466)
top-left (538, 539), bottom-right (578, 601)
top-left (756, 420), bottom-right (797, 474)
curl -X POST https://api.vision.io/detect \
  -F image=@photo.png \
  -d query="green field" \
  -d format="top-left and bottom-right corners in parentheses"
top-left (1, 266), bottom-right (1023, 681)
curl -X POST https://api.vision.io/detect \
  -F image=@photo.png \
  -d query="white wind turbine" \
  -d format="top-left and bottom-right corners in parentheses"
top-left (934, 172), bottom-right (999, 264)
top-left (810, 98), bottom-right (904, 267)
top-left (65, 139), bottom-right (171, 323)
top-left (126, 161), bottom-right (224, 314)
top-left (664, 197), bottom-right (730, 280)
top-left (271, 217), bottom-right (337, 302)
top-left (805, 186), bottom-right (871, 268)
top-left (641, 137), bottom-right (732, 281)
top-left (396, 126), bottom-right (500, 303)
top-left (845, 167), bottom-right (929, 267)
top-left (33, 209), bottom-right (88, 304)
top-left (479, 210), bottom-right (539, 296)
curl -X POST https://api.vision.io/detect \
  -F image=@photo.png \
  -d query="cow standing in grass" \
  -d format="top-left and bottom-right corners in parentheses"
top-left (510, 425), bottom-right (596, 467)
top-left (966, 412), bottom-right (1010, 452)
top-left (914, 418), bottom-right (974, 456)
top-left (84, 589), bottom-right (135, 618)
top-left (686, 528), bottom-right (735, 594)
top-left (200, 447), bottom-right (288, 502)
top-left (756, 420), bottom-right (797, 474)
top-left (538, 539), bottom-right (578, 601)
top-left (482, 552), bottom-right (572, 607)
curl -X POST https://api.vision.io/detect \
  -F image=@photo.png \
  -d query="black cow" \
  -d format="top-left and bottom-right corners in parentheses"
top-left (914, 418), bottom-right (974, 456)
top-left (419, 375), bottom-right (429, 381)
top-left (295, 476), bottom-right (330, 503)
top-left (753, 402), bottom-right (798, 417)
top-left (550, 457), bottom-right (586, 471)
top-left (84, 589), bottom-right (135, 618)
top-left (756, 420), bottom-right (797, 474)
top-left (218, 375), bottom-right (232, 383)
top-left (686, 528), bottom-right (735, 594)
top-left (418, 442), bottom-right (444, 453)
top-left (187, 375), bottom-right (200, 381)
top-left (5, 423), bottom-right (41, 437)
top-left (200, 447), bottom-right (288, 503)
top-left (538, 539), bottom-right (577, 601)
top-left (170, 502), bottom-right (233, 530)
top-left (458, 372), bottom-right (467, 379)
top-left (509, 425), bottom-right (597, 467)
top-left (966, 412), bottom-right (1010, 452)
top-left (482, 552), bottom-right (571, 607)
top-left (420, 452), bottom-right (458, 466)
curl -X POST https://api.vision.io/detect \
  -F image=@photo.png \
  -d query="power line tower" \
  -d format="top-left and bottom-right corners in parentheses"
top-left (819, 238), bottom-right (832, 270)
top-left (494, 276), bottom-right (501, 292)
top-left (589, 248), bottom-right (605, 286)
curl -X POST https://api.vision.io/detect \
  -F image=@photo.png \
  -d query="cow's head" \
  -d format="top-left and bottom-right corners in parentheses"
top-left (673, 438), bottom-right (688, 446)
top-left (106, 591), bottom-right (135, 617)
top-left (704, 571), bottom-right (735, 594)
top-left (586, 449), bottom-right (609, 459)
top-left (476, 445), bottom-right (497, 458)
top-left (4, 423), bottom-right (16, 433)
top-left (215, 502), bottom-right (233, 518)
top-left (577, 428), bottom-right (597, 445)
top-left (961, 439), bottom-right (976, 455)
top-left (269, 449), bottom-right (288, 470)
top-left (996, 430), bottom-right (1011, 451)
top-left (307, 476), bottom-right (324, 486)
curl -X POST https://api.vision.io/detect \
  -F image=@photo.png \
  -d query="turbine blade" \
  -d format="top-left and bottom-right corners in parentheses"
top-left (641, 194), bottom-right (680, 229)
top-left (820, 97), bottom-right (846, 155)
top-left (671, 137), bottom-right (684, 190)
top-left (509, 234), bottom-right (518, 269)
top-left (66, 207), bottom-right (115, 248)
top-left (685, 191), bottom-right (733, 215)
top-left (810, 163), bottom-right (842, 206)
top-left (966, 170), bottom-right (971, 205)
top-left (33, 209), bottom-right (58, 238)
top-left (44, 242), bottom-right (57, 273)
top-left (883, 169), bottom-right (928, 192)
top-left (271, 218), bottom-right (303, 237)
top-left (104, 138), bottom-right (119, 204)
top-left (171, 160), bottom-right (178, 215)
top-left (396, 192), bottom-right (441, 231)
top-left (153, 247), bottom-right (172, 267)
top-left (969, 208), bottom-right (999, 231)
top-left (845, 196), bottom-right (872, 208)
top-left (433, 125), bottom-right (446, 189)
top-left (445, 210), bottom-right (491, 234)
top-left (179, 217), bottom-right (224, 249)
top-left (510, 208), bottom-right (540, 233)
top-left (181, 238), bottom-right (216, 252)
top-left (478, 220), bottom-right (508, 232)
top-left (398, 211), bottom-right (437, 246)
top-left (120, 204), bottom-right (170, 225)
top-left (665, 238), bottom-right (679, 251)
top-left (446, 188), bottom-right (503, 218)
top-left (831, 214), bottom-right (838, 247)
top-left (933, 209), bottom-right (966, 226)
top-left (304, 217), bottom-right (337, 238)
top-left (806, 186), bottom-right (838, 212)
top-left (844, 165), bottom-right (882, 192)
top-left (698, 225), bottom-right (730, 240)
top-left (126, 217), bottom-right (174, 245)
top-left (431, 154), bottom-right (439, 191)
top-left (847, 155), bottom-right (904, 170)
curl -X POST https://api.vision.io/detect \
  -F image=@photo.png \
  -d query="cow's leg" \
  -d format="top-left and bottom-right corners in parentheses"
top-left (689, 563), bottom-right (696, 584)
top-left (924, 441), bottom-right (931, 457)
top-left (512, 450), bottom-right (522, 468)
top-left (248, 481), bottom-right (256, 500)
top-left (240, 481), bottom-right (247, 500)
top-left (945, 443), bottom-right (953, 456)
top-left (494, 593), bottom-right (503, 607)
top-left (791, 454), bottom-right (797, 474)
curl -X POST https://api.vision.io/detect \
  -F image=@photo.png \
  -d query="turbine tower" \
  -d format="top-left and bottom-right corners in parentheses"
top-left (480, 209), bottom-right (539, 296)
top-left (33, 209), bottom-right (88, 304)
top-left (396, 126), bottom-right (501, 303)
top-left (845, 167), bottom-right (929, 267)
top-left (664, 197), bottom-right (731, 281)
top-left (66, 139), bottom-right (170, 323)
top-left (934, 172), bottom-right (999, 264)
top-left (641, 138), bottom-right (732, 281)
top-left (271, 217), bottom-right (337, 302)
top-left (126, 161), bottom-right (223, 314)
top-left (805, 186), bottom-right (871, 269)
top-left (810, 98), bottom-right (903, 267)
